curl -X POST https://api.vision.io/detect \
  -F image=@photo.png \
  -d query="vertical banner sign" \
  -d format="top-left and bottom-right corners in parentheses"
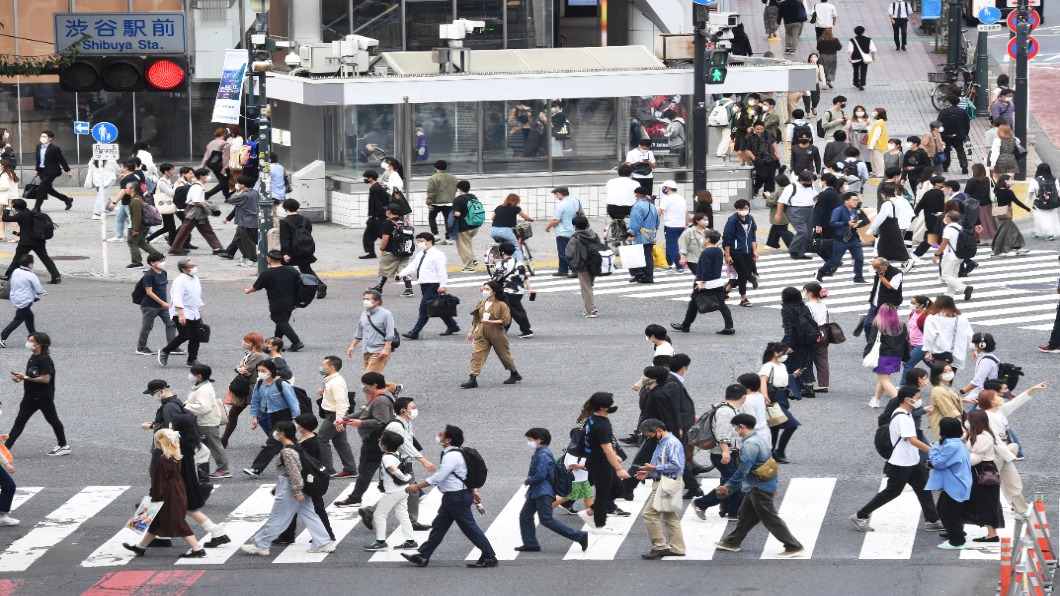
top-left (921, 0), bottom-right (942, 20)
top-left (211, 50), bottom-right (249, 124)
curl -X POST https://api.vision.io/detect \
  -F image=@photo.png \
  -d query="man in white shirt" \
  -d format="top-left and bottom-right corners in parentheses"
top-left (605, 164), bottom-right (639, 221)
top-left (399, 233), bottom-right (460, 339)
top-left (811, 0), bottom-right (837, 38)
top-left (158, 259), bottom-right (204, 367)
top-left (850, 389), bottom-right (942, 532)
top-left (888, 0), bottom-right (913, 50)
top-left (657, 181), bottom-right (689, 273)
top-left (775, 171), bottom-right (818, 260)
top-left (625, 138), bottom-right (657, 193)
top-left (934, 210), bottom-right (974, 301)
top-left (847, 26), bottom-right (877, 91)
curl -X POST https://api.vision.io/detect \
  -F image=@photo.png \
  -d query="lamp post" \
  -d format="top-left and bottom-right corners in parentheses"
top-left (1013, 0), bottom-right (1030, 180)
top-left (692, 3), bottom-right (708, 195)
top-left (249, 0), bottom-right (273, 273)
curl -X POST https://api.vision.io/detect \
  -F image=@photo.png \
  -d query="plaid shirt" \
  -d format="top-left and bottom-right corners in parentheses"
top-left (743, 132), bottom-right (778, 162)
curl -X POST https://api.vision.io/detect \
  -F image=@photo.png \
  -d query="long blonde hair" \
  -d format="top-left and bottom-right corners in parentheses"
top-left (154, 429), bottom-right (182, 460)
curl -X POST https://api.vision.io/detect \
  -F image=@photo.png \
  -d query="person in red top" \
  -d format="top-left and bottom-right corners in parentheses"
top-left (900, 295), bottom-right (931, 383)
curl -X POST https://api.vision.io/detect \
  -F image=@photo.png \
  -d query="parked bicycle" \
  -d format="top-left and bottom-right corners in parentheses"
top-left (484, 222), bottom-right (535, 276)
top-left (604, 205), bottom-right (632, 248)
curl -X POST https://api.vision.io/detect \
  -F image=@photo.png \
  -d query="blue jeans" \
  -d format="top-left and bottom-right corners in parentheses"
top-left (664, 226), bottom-right (684, 269)
top-left (115, 204), bottom-right (130, 239)
top-left (629, 243), bottom-right (655, 282)
top-left (411, 282), bottom-right (458, 334)
top-left (490, 227), bottom-right (521, 262)
top-left (446, 212), bottom-right (457, 241)
top-left (519, 494), bottom-right (583, 547)
top-left (817, 238), bottom-right (864, 280)
top-left (418, 489), bottom-right (496, 560)
top-left (692, 452), bottom-right (745, 515)
top-left (900, 345), bottom-right (926, 385)
top-left (556, 235), bottom-right (571, 274)
top-left (0, 465), bottom-right (14, 513)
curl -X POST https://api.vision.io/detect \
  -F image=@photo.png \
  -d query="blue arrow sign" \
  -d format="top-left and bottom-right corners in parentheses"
top-left (91, 122), bottom-right (118, 144)
top-left (73, 121), bottom-right (90, 135)
top-left (978, 6), bottom-right (1002, 25)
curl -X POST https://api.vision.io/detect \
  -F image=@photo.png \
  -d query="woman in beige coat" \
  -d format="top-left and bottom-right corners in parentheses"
top-left (461, 281), bottom-right (521, 389)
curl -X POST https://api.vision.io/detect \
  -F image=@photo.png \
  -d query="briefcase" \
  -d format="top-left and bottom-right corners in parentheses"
top-left (194, 322), bottom-right (211, 343)
top-left (426, 294), bottom-right (460, 318)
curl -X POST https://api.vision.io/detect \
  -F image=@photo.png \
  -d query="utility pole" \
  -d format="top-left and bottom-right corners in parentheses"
top-left (249, 2), bottom-right (273, 272)
top-left (946, 0), bottom-right (962, 67)
top-left (1014, 0), bottom-right (1030, 180)
top-left (973, 32), bottom-right (989, 115)
top-left (692, 3), bottom-right (709, 195)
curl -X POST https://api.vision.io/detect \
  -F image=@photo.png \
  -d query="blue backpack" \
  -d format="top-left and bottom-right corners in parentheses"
top-left (551, 454), bottom-right (575, 498)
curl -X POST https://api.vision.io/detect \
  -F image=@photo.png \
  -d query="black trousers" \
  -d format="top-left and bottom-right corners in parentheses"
top-left (892, 18), bottom-right (908, 49)
top-left (270, 308), bottom-right (300, 344)
top-left (146, 213), bottom-right (178, 244)
top-left (162, 318), bottom-right (202, 362)
top-left (937, 491), bottom-right (966, 546)
top-left (586, 462), bottom-right (624, 528)
top-left (428, 204), bottom-right (452, 236)
top-left (941, 135), bottom-right (968, 171)
top-left (857, 462), bottom-right (939, 522)
top-left (752, 160), bottom-right (778, 195)
top-left (506, 293), bottom-right (531, 334)
top-left (250, 409), bottom-right (293, 472)
top-left (853, 62), bottom-right (869, 87)
top-left (5, 397), bottom-right (66, 448)
top-left (766, 224), bottom-right (793, 249)
top-left (33, 172), bottom-right (69, 211)
top-left (204, 167), bottom-right (231, 199)
top-left (5, 244), bottom-right (60, 280)
top-left (345, 439), bottom-right (382, 502)
top-left (363, 218), bottom-right (382, 255)
top-left (681, 287), bottom-right (734, 330)
top-left (1, 306), bottom-right (35, 341)
top-left (728, 252), bottom-right (756, 297)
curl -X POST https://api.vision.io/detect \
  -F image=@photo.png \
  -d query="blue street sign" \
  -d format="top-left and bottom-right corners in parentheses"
top-left (91, 122), bottom-right (118, 144)
top-left (692, 0), bottom-right (718, 5)
top-left (73, 121), bottom-right (90, 135)
top-left (978, 7), bottom-right (1002, 25)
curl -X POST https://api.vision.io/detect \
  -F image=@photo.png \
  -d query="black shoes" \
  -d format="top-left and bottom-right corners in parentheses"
top-left (402, 331), bottom-right (420, 340)
top-left (772, 451), bottom-right (789, 464)
top-left (670, 323), bottom-right (690, 333)
top-left (271, 537), bottom-right (294, 545)
top-left (641, 549), bottom-right (673, 559)
top-left (148, 538), bottom-right (172, 547)
top-left (401, 552), bottom-right (429, 567)
top-left (853, 316), bottom-right (866, 337)
top-left (692, 464), bottom-right (715, 476)
top-left (122, 543), bottom-right (146, 556)
top-left (411, 522), bottom-right (432, 532)
top-left (964, 285), bottom-right (974, 301)
top-left (460, 374), bottom-right (478, 389)
top-left (513, 545), bottom-right (541, 552)
top-left (683, 488), bottom-right (705, 499)
top-left (359, 254), bottom-right (377, 259)
top-left (289, 342), bottom-right (305, 352)
top-left (63, 197), bottom-right (73, 210)
top-left (179, 549), bottom-right (206, 558)
top-left (359, 508), bottom-right (374, 531)
top-left (439, 327), bottom-right (460, 336)
top-left (466, 556), bottom-right (498, 568)
top-left (716, 328), bottom-right (735, 335)
top-left (503, 371), bottom-right (523, 385)
top-left (47, 277), bottom-right (61, 284)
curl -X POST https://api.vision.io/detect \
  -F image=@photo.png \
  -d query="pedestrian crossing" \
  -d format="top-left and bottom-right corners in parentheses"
top-left (444, 249), bottom-right (1060, 331)
top-left (0, 480), bottom-right (1036, 570)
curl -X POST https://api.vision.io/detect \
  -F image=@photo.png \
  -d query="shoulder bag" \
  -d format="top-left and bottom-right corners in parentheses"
top-left (21, 176), bottom-right (39, 200)
top-left (856, 39), bottom-right (874, 64)
top-left (974, 461), bottom-right (1001, 485)
top-left (930, 318), bottom-right (959, 364)
top-left (861, 328), bottom-right (882, 369)
top-left (366, 312), bottom-right (400, 350)
top-left (821, 311), bottom-right (846, 344)
top-left (751, 455), bottom-right (778, 481)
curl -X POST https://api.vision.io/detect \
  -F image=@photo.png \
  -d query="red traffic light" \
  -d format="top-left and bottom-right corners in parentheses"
top-left (102, 57), bottom-right (145, 92)
top-left (145, 56), bottom-right (188, 92)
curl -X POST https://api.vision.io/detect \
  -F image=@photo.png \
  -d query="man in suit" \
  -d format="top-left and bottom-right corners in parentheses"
top-left (34, 131), bottom-right (73, 212)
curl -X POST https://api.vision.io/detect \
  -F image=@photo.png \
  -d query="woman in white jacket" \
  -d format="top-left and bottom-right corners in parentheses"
top-left (0, 158), bottom-right (18, 241)
top-left (87, 159), bottom-right (118, 220)
top-left (922, 295), bottom-right (973, 371)
top-left (182, 364), bottom-right (230, 478)
top-left (975, 381), bottom-right (1049, 519)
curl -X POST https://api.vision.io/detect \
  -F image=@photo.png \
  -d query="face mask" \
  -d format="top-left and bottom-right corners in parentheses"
top-left (257, 371), bottom-right (269, 380)
top-left (188, 373), bottom-right (198, 383)
top-left (189, 267), bottom-right (199, 276)
top-left (435, 435), bottom-right (444, 444)
top-left (871, 113), bottom-right (879, 119)
top-left (319, 366), bottom-right (327, 376)
top-left (25, 342), bottom-right (35, 351)
top-left (273, 431), bottom-right (281, 441)
top-left (778, 354), bottom-right (788, 363)
top-left (737, 209), bottom-right (749, 217)
top-left (527, 440), bottom-right (537, 448)
top-left (938, 127), bottom-right (944, 133)
top-left (748, 100), bottom-right (757, 106)
top-left (855, 111), bottom-right (865, 117)
top-left (363, 299), bottom-right (374, 309)
top-left (39, 137), bottom-right (48, 144)
top-left (912, 399), bottom-right (924, 409)
top-left (408, 409), bottom-right (419, 420)
top-left (482, 290), bottom-right (492, 298)
top-left (941, 372), bottom-right (954, 382)
top-left (416, 241), bottom-right (426, 250)
top-left (156, 261), bottom-right (165, 269)
top-left (607, 405), bottom-right (619, 413)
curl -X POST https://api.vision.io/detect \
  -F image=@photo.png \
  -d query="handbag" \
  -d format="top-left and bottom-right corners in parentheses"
top-left (861, 329), bottom-right (882, 369)
top-left (992, 204), bottom-right (1012, 219)
top-left (127, 496), bottom-right (165, 535)
top-left (194, 322), bottom-right (211, 343)
top-left (766, 403), bottom-right (789, 427)
top-left (975, 461), bottom-right (1002, 485)
top-left (229, 374), bottom-right (251, 398)
top-left (693, 290), bottom-right (722, 314)
top-left (930, 319), bottom-right (959, 364)
top-left (821, 313), bottom-right (846, 344)
top-left (426, 294), bottom-right (460, 318)
top-left (21, 176), bottom-right (39, 200)
top-left (751, 456), bottom-right (778, 481)
top-left (1014, 140), bottom-right (1028, 160)
top-left (856, 39), bottom-right (874, 64)
top-left (810, 234), bottom-right (833, 257)
top-left (651, 451), bottom-right (684, 514)
top-left (205, 149), bottom-right (224, 170)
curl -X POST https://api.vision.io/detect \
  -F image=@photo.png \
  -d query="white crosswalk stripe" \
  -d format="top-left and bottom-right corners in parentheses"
top-left (440, 250), bottom-right (1059, 330)
top-left (0, 480), bottom-right (1042, 570)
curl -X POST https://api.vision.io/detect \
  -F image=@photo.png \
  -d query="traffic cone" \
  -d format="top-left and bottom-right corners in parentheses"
top-left (1000, 537), bottom-right (1012, 596)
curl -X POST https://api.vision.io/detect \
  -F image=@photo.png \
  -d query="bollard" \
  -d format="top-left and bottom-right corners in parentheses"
top-left (1001, 536), bottom-right (1013, 596)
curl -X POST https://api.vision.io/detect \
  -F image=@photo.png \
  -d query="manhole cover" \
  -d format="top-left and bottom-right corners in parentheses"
top-left (50, 256), bottom-right (90, 261)
top-left (1007, 283), bottom-right (1056, 291)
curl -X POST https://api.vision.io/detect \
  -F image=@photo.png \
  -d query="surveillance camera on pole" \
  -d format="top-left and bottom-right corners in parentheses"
top-left (707, 12), bottom-right (741, 50)
top-left (434, 19), bottom-right (487, 73)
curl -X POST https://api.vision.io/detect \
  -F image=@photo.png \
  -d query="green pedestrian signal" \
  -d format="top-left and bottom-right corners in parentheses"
top-left (707, 66), bottom-right (727, 84)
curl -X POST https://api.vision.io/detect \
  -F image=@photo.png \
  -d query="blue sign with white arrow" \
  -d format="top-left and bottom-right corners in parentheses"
top-left (978, 6), bottom-right (1002, 25)
top-left (91, 122), bottom-right (118, 144)
top-left (73, 121), bottom-right (90, 135)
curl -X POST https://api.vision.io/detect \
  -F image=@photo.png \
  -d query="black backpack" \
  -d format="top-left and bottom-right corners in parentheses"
top-left (687, 402), bottom-right (734, 450)
top-left (454, 446), bottom-right (488, 489)
top-left (292, 385), bottom-right (313, 416)
top-left (874, 411), bottom-right (909, 459)
top-left (981, 355), bottom-right (1024, 391)
top-left (296, 273), bottom-right (320, 309)
top-left (947, 224), bottom-right (977, 259)
top-left (793, 303), bottom-right (822, 345)
top-left (1035, 177), bottom-right (1060, 210)
top-left (551, 454), bottom-right (574, 498)
top-left (292, 220), bottom-right (316, 257)
top-left (583, 238), bottom-right (613, 277)
top-left (286, 445), bottom-right (331, 497)
top-left (131, 276), bottom-right (147, 304)
top-left (173, 184), bottom-right (191, 210)
top-left (28, 211), bottom-right (55, 240)
top-left (377, 455), bottom-right (414, 492)
top-left (792, 122), bottom-right (813, 144)
top-left (389, 220), bottom-right (416, 257)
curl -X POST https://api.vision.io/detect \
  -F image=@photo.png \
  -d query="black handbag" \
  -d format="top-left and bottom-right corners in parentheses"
top-left (229, 374), bottom-right (251, 398)
top-left (810, 235), bottom-right (833, 257)
top-left (366, 312), bottom-right (400, 350)
top-left (205, 150), bottom-right (224, 170)
top-left (1014, 141), bottom-right (1028, 160)
top-left (21, 177), bottom-right (39, 200)
top-left (693, 290), bottom-right (722, 313)
top-left (426, 294), bottom-right (460, 318)
top-left (194, 322), bottom-right (211, 343)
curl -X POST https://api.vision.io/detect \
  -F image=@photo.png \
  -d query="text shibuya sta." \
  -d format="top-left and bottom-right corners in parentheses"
top-left (79, 39), bottom-right (168, 51)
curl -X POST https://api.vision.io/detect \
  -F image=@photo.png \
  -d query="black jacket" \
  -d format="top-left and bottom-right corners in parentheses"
top-left (937, 106), bottom-right (970, 139)
top-left (778, 0), bottom-right (807, 24)
top-left (639, 379), bottom-right (683, 439)
top-left (35, 144), bottom-right (70, 176)
top-left (865, 323), bottom-right (910, 360)
top-left (1, 209), bottom-right (43, 246)
top-left (366, 183), bottom-right (390, 220)
top-left (279, 213), bottom-right (317, 263)
top-left (813, 188), bottom-right (843, 239)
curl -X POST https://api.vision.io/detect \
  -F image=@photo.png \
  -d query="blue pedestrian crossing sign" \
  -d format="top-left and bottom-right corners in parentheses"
top-left (978, 6), bottom-right (1002, 25)
top-left (91, 122), bottom-right (118, 144)
top-left (73, 121), bottom-right (90, 135)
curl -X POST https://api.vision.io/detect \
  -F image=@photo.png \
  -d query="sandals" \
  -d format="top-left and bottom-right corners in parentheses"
top-left (739, 299), bottom-right (753, 307)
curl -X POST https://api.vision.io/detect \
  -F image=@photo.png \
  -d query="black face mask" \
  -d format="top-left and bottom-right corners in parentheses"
top-left (607, 405), bottom-right (619, 414)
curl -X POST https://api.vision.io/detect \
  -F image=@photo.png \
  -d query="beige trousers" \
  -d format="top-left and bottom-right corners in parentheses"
top-left (642, 481), bottom-right (686, 555)
top-left (578, 271), bottom-right (596, 314)
top-left (1000, 455), bottom-right (1028, 515)
top-left (457, 228), bottom-right (480, 267)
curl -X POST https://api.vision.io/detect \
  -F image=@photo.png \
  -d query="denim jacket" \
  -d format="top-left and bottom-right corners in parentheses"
top-left (524, 445), bottom-right (555, 499)
top-left (724, 432), bottom-right (778, 494)
top-left (250, 378), bottom-right (300, 419)
top-left (628, 199), bottom-right (659, 244)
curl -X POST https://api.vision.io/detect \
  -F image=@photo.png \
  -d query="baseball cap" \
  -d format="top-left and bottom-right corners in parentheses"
top-left (143, 379), bottom-right (169, 395)
top-left (660, 180), bottom-right (678, 190)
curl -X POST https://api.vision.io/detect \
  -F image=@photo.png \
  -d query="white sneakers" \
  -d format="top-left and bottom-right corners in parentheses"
top-left (47, 445), bottom-right (71, 456)
top-left (0, 515), bottom-right (20, 527)
top-left (240, 544), bottom-right (270, 556)
top-left (307, 541), bottom-right (336, 553)
top-left (868, 398), bottom-right (880, 409)
top-left (106, 237), bottom-right (123, 243)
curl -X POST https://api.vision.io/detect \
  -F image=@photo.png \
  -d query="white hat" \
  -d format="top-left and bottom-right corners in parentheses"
top-left (661, 180), bottom-right (678, 190)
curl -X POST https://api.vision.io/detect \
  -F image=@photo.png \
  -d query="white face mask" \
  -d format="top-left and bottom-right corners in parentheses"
top-left (188, 373), bottom-right (198, 383)
top-left (941, 372), bottom-right (954, 382)
top-left (39, 137), bottom-right (48, 144)
top-left (408, 409), bottom-right (419, 420)
top-left (25, 342), bottom-right (35, 351)
top-left (855, 111), bottom-right (865, 118)
top-left (737, 209), bottom-right (749, 217)
top-left (527, 440), bottom-right (537, 448)
top-left (778, 354), bottom-right (788, 363)
top-left (911, 399), bottom-right (924, 409)
top-left (435, 435), bottom-right (444, 444)
top-left (257, 371), bottom-right (269, 380)
top-left (273, 431), bottom-right (281, 441)
top-left (482, 290), bottom-right (492, 298)
top-left (189, 267), bottom-right (199, 276)
top-left (363, 299), bottom-right (374, 309)
top-left (156, 261), bottom-right (166, 268)
top-left (938, 127), bottom-right (944, 133)
top-left (416, 241), bottom-right (427, 250)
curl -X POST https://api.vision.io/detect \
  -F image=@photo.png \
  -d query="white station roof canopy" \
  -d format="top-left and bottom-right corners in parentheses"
top-left (267, 46), bottom-right (816, 106)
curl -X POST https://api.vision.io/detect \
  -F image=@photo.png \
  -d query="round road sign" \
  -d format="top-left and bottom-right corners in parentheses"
top-left (978, 6), bottom-right (1002, 25)
top-left (1008, 9), bottom-right (1041, 32)
top-left (1007, 35), bottom-right (1040, 60)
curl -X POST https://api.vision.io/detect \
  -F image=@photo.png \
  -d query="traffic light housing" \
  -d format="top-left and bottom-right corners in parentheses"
top-left (706, 50), bottom-right (728, 85)
top-left (58, 56), bottom-right (188, 93)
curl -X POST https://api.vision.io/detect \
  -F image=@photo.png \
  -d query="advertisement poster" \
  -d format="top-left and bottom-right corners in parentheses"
top-left (211, 50), bottom-right (248, 124)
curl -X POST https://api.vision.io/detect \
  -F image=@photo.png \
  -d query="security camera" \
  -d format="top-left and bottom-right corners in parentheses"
top-left (284, 50), bottom-right (300, 68)
top-left (709, 12), bottom-right (740, 28)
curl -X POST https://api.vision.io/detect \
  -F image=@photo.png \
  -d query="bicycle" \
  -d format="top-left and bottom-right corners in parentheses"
top-left (483, 222), bottom-right (535, 277)
top-left (929, 63), bottom-right (976, 111)
top-left (604, 205), bottom-right (632, 248)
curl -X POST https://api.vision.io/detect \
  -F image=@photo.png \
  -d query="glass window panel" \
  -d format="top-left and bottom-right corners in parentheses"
top-left (410, 102), bottom-right (478, 177)
top-left (506, 0), bottom-right (551, 49)
top-left (455, 0), bottom-right (503, 49)
top-left (352, 0), bottom-right (402, 50)
top-left (550, 98), bottom-right (618, 173)
top-left (133, 0), bottom-right (184, 9)
top-left (406, 0), bottom-right (452, 51)
top-left (335, 105), bottom-right (395, 174)
top-left (322, 0), bottom-right (351, 42)
top-left (482, 99), bottom-right (547, 174)
top-left (132, 92), bottom-right (193, 162)
top-left (80, 0), bottom-right (132, 11)
top-left (629, 94), bottom-right (689, 169)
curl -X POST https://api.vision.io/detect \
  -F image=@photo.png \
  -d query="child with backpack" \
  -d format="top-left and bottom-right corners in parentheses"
top-left (552, 428), bottom-right (594, 515)
top-left (515, 428), bottom-right (589, 554)
top-left (933, 210), bottom-right (975, 301)
top-left (364, 430), bottom-right (417, 552)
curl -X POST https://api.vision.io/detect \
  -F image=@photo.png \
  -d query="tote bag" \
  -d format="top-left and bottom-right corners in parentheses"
top-left (861, 330), bottom-right (882, 369)
top-left (618, 244), bottom-right (646, 269)
top-left (651, 450), bottom-right (684, 514)
top-left (127, 496), bottom-right (164, 535)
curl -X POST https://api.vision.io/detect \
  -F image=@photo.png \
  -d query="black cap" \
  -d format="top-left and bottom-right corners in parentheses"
top-left (385, 203), bottom-right (402, 213)
top-left (143, 379), bottom-right (169, 395)
top-left (635, 187), bottom-right (652, 195)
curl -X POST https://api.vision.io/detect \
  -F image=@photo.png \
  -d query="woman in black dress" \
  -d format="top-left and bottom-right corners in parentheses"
top-left (780, 287), bottom-right (817, 396)
top-left (964, 409), bottom-right (1003, 542)
top-left (991, 175), bottom-right (1031, 256)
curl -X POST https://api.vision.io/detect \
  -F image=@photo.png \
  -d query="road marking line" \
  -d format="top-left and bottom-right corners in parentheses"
top-left (467, 485), bottom-right (532, 561)
top-left (368, 488), bottom-right (443, 562)
top-left (564, 481), bottom-right (651, 560)
top-left (858, 483), bottom-right (922, 559)
top-left (273, 485), bottom-right (382, 563)
top-left (667, 479), bottom-right (729, 560)
top-left (175, 484), bottom-right (274, 565)
top-left (761, 477), bottom-right (835, 560)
